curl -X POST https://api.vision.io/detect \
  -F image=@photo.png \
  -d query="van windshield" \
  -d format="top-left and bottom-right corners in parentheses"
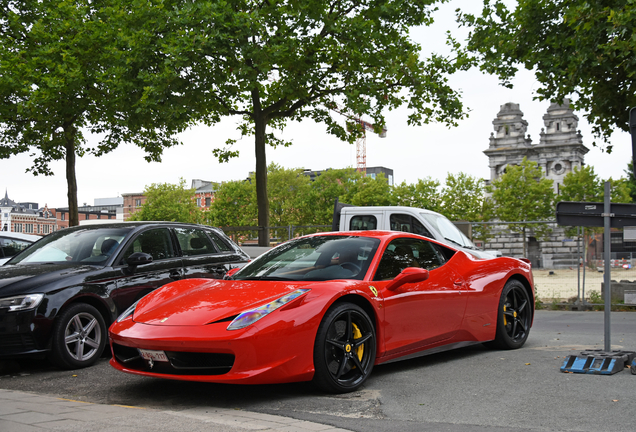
top-left (419, 213), bottom-right (476, 249)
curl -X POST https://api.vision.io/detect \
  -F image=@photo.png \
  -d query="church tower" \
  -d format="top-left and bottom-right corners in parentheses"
top-left (483, 100), bottom-right (589, 194)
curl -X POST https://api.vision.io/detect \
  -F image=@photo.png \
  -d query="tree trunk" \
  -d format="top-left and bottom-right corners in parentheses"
top-left (254, 112), bottom-right (269, 247)
top-left (64, 126), bottom-right (79, 227)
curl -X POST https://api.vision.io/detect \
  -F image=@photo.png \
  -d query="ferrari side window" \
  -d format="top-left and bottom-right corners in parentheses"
top-left (374, 238), bottom-right (443, 281)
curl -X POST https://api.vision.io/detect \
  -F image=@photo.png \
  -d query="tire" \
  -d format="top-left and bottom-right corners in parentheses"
top-left (486, 280), bottom-right (532, 350)
top-left (48, 303), bottom-right (107, 369)
top-left (313, 302), bottom-right (376, 393)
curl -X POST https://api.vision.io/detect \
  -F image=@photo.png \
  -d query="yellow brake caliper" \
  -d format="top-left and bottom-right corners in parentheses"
top-left (352, 323), bottom-right (364, 361)
top-left (503, 305), bottom-right (507, 326)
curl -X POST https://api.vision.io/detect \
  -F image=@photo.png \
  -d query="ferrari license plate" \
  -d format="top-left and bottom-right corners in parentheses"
top-left (138, 349), bottom-right (168, 362)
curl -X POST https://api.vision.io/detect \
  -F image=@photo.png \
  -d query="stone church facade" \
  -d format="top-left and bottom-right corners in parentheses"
top-left (482, 100), bottom-right (588, 268)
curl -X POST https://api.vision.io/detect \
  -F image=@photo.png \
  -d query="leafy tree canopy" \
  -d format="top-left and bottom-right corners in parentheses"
top-left (0, 0), bottom-right (185, 225)
top-left (488, 158), bottom-right (555, 256)
top-left (125, 0), bottom-right (473, 245)
top-left (391, 178), bottom-right (442, 212)
top-left (459, 0), bottom-right (636, 150)
top-left (129, 179), bottom-right (204, 223)
top-left (560, 165), bottom-right (632, 203)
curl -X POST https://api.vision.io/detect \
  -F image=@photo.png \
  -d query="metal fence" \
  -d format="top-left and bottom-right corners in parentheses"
top-left (474, 221), bottom-right (635, 304)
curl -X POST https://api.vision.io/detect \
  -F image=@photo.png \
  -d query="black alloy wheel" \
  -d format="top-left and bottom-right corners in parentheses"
top-left (313, 302), bottom-right (376, 393)
top-left (486, 279), bottom-right (532, 350)
top-left (48, 303), bottom-right (107, 369)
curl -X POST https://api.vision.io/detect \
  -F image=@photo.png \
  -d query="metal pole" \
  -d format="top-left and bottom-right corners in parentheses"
top-left (630, 107), bottom-right (636, 178)
top-left (577, 226), bottom-right (581, 305)
top-left (603, 182), bottom-right (612, 352)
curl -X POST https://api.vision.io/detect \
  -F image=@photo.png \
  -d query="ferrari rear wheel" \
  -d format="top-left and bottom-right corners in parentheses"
top-left (486, 280), bottom-right (532, 350)
top-left (313, 302), bottom-right (376, 393)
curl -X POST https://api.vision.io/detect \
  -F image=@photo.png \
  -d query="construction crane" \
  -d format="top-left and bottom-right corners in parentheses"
top-left (354, 118), bottom-right (387, 173)
top-left (325, 102), bottom-right (387, 173)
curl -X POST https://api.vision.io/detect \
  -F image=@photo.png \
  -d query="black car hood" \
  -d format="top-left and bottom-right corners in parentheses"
top-left (0, 263), bottom-right (101, 297)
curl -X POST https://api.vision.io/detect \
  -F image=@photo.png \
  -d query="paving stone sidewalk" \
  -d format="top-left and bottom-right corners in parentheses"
top-left (0, 389), bottom-right (350, 432)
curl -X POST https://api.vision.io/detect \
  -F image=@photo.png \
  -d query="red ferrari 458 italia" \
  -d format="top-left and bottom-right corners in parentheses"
top-left (109, 231), bottom-right (534, 393)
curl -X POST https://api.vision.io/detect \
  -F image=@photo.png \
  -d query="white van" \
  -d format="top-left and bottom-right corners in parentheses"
top-left (333, 202), bottom-right (495, 259)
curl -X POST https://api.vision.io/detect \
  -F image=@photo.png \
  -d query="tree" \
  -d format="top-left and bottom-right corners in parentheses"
top-left (126, 0), bottom-right (472, 245)
top-left (129, 179), bottom-right (203, 223)
top-left (307, 168), bottom-right (363, 225)
top-left (459, 1), bottom-right (636, 149)
top-left (391, 178), bottom-right (442, 212)
top-left (0, 0), bottom-right (184, 226)
top-left (560, 165), bottom-right (632, 204)
top-left (208, 179), bottom-right (257, 228)
top-left (488, 158), bottom-right (555, 257)
top-left (439, 172), bottom-right (492, 243)
top-left (266, 163), bottom-right (313, 234)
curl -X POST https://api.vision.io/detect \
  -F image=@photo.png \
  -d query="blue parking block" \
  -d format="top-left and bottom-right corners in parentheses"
top-left (560, 350), bottom-right (636, 375)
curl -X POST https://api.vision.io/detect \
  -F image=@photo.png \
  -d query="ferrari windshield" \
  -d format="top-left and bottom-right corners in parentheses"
top-left (8, 227), bottom-right (133, 265)
top-left (233, 235), bottom-right (381, 281)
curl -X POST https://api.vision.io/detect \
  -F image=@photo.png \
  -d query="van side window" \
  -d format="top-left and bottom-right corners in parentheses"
top-left (350, 215), bottom-right (377, 230)
top-left (389, 214), bottom-right (434, 239)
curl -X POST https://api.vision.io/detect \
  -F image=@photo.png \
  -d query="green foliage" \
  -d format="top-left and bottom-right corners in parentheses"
top-left (460, 1), bottom-right (636, 149)
top-left (488, 158), bottom-right (555, 256)
top-left (0, 0), bottom-right (185, 225)
top-left (439, 172), bottom-right (492, 242)
top-left (308, 168), bottom-right (365, 225)
top-left (391, 178), bottom-right (442, 212)
top-left (129, 179), bottom-right (203, 223)
top-left (122, 0), bottom-right (473, 244)
top-left (267, 163), bottom-right (313, 228)
top-left (207, 178), bottom-right (257, 229)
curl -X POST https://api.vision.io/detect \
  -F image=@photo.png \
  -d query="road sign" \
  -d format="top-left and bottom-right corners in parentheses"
top-left (556, 201), bottom-right (636, 228)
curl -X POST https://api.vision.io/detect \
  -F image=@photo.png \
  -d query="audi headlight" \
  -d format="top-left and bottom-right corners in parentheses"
top-left (0, 293), bottom-right (44, 312)
top-left (227, 289), bottom-right (310, 331)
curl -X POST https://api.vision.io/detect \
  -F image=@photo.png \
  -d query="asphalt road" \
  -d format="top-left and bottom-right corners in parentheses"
top-left (1, 310), bottom-right (635, 432)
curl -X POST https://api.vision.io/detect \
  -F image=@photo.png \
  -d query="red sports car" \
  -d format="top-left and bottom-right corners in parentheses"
top-left (109, 231), bottom-right (534, 393)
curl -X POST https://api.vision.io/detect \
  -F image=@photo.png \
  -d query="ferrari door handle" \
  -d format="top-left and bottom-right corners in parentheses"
top-left (454, 280), bottom-right (463, 286)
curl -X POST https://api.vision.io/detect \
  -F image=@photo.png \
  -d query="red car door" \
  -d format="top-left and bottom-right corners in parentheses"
top-left (373, 238), bottom-right (468, 357)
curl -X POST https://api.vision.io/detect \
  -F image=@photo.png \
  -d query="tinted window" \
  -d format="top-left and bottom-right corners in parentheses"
top-left (350, 215), bottom-right (377, 230)
top-left (10, 228), bottom-right (132, 264)
top-left (374, 238), bottom-right (444, 280)
top-left (174, 227), bottom-right (217, 256)
top-left (208, 230), bottom-right (233, 252)
top-left (389, 214), bottom-right (434, 238)
top-left (121, 229), bottom-right (174, 262)
top-left (0, 238), bottom-right (32, 258)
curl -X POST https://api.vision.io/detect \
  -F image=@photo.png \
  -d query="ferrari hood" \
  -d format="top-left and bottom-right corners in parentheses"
top-left (132, 279), bottom-right (315, 326)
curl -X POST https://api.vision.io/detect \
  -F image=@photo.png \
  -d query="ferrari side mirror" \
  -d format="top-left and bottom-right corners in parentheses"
top-left (386, 267), bottom-right (429, 291)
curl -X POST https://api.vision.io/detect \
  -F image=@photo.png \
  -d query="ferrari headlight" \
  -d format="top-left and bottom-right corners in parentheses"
top-left (227, 289), bottom-right (310, 331)
top-left (0, 293), bottom-right (44, 312)
top-left (117, 299), bottom-right (140, 323)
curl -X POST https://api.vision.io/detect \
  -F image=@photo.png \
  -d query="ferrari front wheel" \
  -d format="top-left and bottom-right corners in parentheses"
top-left (486, 279), bottom-right (532, 350)
top-left (313, 302), bottom-right (376, 393)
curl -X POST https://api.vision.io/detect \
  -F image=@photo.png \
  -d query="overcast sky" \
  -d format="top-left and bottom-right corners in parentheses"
top-left (2, 0), bottom-right (631, 209)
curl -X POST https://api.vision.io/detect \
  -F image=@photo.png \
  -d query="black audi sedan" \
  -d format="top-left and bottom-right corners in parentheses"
top-left (0, 222), bottom-right (249, 369)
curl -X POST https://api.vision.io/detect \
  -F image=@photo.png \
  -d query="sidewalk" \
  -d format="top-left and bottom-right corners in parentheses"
top-left (0, 389), bottom-right (350, 432)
